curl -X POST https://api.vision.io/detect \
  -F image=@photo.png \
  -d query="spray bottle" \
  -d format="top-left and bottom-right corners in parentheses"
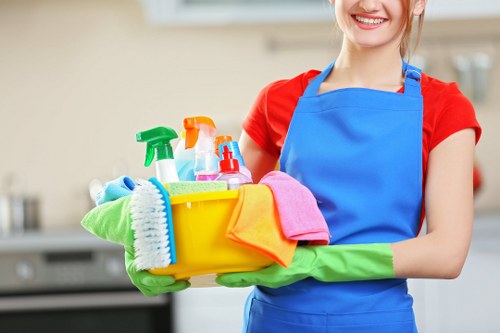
top-left (214, 135), bottom-right (233, 157)
top-left (173, 130), bottom-right (196, 181)
top-left (136, 126), bottom-right (179, 183)
top-left (184, 116), bottom-right (219, 181)
top-left (216, 146), bottom-right (252, 190)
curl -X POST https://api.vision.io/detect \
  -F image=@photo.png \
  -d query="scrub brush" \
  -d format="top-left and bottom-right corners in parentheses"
top-left (130, 177), bottom-right (177, 270)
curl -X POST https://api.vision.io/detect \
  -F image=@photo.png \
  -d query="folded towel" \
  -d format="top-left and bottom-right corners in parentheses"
top-left (95, 176), bottom-right (136, 206)
top-left (260, 171), bottom-right (330, 245)
top-left (226, 184), bottom-right (297, 267)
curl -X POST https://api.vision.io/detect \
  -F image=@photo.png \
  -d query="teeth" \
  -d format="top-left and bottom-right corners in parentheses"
top-left (355, 15), bottom-right (385, 25)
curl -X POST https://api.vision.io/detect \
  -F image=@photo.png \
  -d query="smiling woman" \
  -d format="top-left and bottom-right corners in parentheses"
top-left (211, 0), bottom-right (482, 332)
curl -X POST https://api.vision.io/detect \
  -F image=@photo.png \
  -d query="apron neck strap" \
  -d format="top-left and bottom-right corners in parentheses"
top-left (402, 61), bottom-right (422, 97)
top-left (303, 60), bottom-right (422, 97)
top-left (303, 62), bottom-right (335, 97)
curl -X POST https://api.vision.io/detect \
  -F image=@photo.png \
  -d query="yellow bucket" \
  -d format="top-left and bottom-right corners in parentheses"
top-left (148, 189), bottom-right (273, 287)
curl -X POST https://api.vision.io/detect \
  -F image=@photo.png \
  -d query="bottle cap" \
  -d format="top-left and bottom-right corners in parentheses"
top-left (219, 146), bottom-right (239, 173)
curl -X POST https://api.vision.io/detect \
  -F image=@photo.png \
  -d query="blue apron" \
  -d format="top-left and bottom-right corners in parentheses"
top-left (243, 61), bottom-right (423, 333)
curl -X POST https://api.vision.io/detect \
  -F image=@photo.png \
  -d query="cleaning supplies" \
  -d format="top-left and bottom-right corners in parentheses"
top-left (218, 141), bottom-right (253, 182)
top-left (174, 130), bottom-right (196, 181)
top-left (216, 146), bottom-right (252, 190)
top-left (80, 181), bottom-right (186, 295)
top-left (130, 178), bottom-right (177, 269)
top-left (183, 116), bottom-right (219, 181)
top-left (148, 190), bottom-right (274, 286)
top-left (136, 127), bottom-right (179, 183)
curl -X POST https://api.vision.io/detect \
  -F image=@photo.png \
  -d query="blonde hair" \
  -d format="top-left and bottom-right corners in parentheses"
top-left (400, 0), bottom-right (425, 59)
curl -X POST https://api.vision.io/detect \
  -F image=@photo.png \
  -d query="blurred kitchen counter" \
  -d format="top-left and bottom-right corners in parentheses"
top-left (410, 211), bottom-right (500, 333)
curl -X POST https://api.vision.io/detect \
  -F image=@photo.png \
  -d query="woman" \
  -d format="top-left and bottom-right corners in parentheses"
top-left (215, 0), bottom-right (482, 332)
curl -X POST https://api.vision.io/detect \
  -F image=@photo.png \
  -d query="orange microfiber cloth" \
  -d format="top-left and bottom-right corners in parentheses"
top-left (226, 184), bottom-right (297, 267)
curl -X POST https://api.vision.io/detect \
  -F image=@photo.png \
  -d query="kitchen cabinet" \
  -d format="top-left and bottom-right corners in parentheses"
top-left (142, 0), bottom-right (500, 25)
top-left (409, 213), bottom-right (500, 333)
top-left (173, 286), bottom-right (251, 333)
top-left (426, 0), bottom-right (500, 20)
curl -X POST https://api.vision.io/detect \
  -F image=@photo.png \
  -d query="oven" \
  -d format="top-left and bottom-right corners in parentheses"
top-left (0, 230), bottom-right (173, 333)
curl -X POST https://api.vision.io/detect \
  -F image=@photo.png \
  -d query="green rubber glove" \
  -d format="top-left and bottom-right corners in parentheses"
top-left (125, 245), bottom-right (190, 296)
top-left (81, 195), bottom-right (189, 296)
top-left (216, 243), bottom-right (395, 289)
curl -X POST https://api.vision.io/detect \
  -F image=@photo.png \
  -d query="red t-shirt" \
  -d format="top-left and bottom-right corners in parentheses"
top-left (243, 70), bottom-right (482, 224)
top-left (244, 69), bottom-right (481, 178)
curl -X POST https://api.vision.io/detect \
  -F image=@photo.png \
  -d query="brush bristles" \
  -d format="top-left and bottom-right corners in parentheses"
top-left (131, 180), bottom-right (172, 270)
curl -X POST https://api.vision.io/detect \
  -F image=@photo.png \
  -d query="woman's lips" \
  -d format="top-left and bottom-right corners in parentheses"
top-left (352, 15), bottom-right (387, 30)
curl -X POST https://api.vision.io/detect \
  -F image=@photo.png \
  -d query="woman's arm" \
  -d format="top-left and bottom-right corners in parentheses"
top-left (239, 130), bottom-right (279, 183)
top-left (392, 128), bottom-right (476, 279)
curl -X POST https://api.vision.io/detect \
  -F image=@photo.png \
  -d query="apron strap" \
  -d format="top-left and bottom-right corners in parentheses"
top-left (303, 62), bottom-right (335, 97)
top-left (402, 62), bottom-right (422, 97)
top-left (303, 61), bottom-right (422, 97)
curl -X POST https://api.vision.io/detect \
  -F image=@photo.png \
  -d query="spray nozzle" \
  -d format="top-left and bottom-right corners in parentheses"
top-left (136, 127), bottom-right (178, 167)
top-left (183, 116), bottom-right (216, 149)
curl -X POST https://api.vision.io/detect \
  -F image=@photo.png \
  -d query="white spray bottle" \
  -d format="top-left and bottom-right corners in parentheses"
top-left (136, 126), bottom-right (180, 182)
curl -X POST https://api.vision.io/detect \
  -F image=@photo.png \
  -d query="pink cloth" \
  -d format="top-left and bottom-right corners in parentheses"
top-left (259, 171), bottom-right (330, 245)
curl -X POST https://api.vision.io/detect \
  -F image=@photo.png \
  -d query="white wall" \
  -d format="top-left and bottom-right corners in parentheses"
top-left (0, 0), bottom-right (333, 228)
top-left (0, 0), bottom-right (498, 229)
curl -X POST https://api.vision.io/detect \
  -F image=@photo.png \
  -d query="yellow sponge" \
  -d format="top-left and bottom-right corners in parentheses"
top-left (164, 181), bottom-right (228, 196)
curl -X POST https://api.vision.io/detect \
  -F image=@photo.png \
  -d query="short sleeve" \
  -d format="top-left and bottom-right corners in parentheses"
top-left (429, 83), bottom-right (482, 150)
top-left (242, 82), bottom-right (281, 157)
top-left (242, 70), bottom-right (320, 158)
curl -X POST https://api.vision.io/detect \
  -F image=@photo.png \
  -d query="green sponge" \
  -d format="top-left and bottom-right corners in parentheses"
top-left (164, 181), bottom-right (227, 196)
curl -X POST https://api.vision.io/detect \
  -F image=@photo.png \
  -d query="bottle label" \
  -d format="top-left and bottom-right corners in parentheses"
top-left (195, 174), bottom-right (219, 181)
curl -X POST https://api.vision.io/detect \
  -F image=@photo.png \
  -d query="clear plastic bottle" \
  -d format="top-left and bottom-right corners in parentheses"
top-left (218, 141), bottom-right (253, 182)
top-left (216, 146), bottom-right (252, 190)
top-left (174, 130), bottom-right (196, 181)
top-left (183, 116), bottom-right (219, 181)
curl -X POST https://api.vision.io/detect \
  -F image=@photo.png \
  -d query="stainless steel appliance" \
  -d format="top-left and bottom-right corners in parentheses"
top-left (0, 230), bottom-right (173, 333)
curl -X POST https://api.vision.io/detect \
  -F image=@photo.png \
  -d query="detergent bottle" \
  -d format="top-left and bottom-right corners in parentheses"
top-left (216, 146), bottom-right (252, 190)
top-left (174, 130), bottom-right (196, 181)
top-left (136, 126), bottom-right (179, 182)
top-left (184, 116), bottom-right (219, 181)
top-left (218, 141), bottom-right (253, 182)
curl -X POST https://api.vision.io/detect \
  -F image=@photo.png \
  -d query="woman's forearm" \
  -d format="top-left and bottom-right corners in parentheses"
top-left (393, 129), bottom-right (476, 279)
top-left (239, 130), bottom-right (278, 183)
top-left (391, 228), bottom-right (472, 279)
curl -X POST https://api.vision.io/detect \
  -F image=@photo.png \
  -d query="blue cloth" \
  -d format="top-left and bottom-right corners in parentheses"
top-left (243, 61), bottom-right (423, 332)
top-left (95, 176), bottom-right (136, 206)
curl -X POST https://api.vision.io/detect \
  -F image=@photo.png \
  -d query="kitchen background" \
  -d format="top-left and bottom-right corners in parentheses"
top-left (0, 0), bottom-right (499, 332)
